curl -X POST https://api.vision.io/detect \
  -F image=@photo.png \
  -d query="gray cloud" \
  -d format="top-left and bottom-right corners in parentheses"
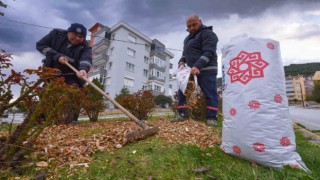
top-left (0, 0), bottom-right (319, 54)
top-left (288, 24), bottom-right (320, 40)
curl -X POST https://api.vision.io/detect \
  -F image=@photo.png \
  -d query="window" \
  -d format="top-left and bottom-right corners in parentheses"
top-left (145, 44), bottom-right (150, 51)
top-left (127, 48), bottom-right (135, 57)
top-left (151, 44), bottom-right (165, 54)
top-left (150, 68), bottom-right (165, 80)
top-left (128, 34), bottom-right (136, 43)
top-left (106, 77), bottom-right (111, 85)
top-left (126, 62), bottom-right (135, 72)
top-left (107, 62), bottom-right (112, 70)
top-left (143, 69), bottom-right (148, 77)
top-left (124, 78), bottom-right (134, 87)
top-left (93, 31), bottom-right (104, 46)
top-left (109, 47), bottom-right (114, 55)
top-left (142, 85), bottom-right (148, 90)
top-left (151, 56), bottom-right (166, 67)
top-left (154, 85), bottom-right (161, 91)
top-left (100, 75), bottom-right (106, 85)
top-left (144, 56), bottom-right (149, 64)
top-left (169, 84), bottom-right (172, 89)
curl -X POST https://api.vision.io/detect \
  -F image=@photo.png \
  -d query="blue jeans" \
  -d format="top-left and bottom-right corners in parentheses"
top-left (178, 71), bottom-right (218, 119)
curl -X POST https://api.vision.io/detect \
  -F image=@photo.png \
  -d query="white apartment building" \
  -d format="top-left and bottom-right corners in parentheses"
top-left (88, 21), bottom-right (174, 108)
top-left (285, 75), bottom-right (306, 102)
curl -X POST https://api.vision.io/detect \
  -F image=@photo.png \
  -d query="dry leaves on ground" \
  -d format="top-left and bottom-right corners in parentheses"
top-left (34, 119), bottom-right (221, 166)
top-left (154, 119), bottom-right (221, 148)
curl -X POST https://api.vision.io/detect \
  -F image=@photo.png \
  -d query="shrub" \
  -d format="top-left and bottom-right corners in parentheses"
top-left (155, 94), bottom-right (173, 108)
top-left (117, 90), bottom-right (154, 120)
top-left (311, 80), bottom-right (320, 103)
top-left (82, 78), bottom-right (105, 122)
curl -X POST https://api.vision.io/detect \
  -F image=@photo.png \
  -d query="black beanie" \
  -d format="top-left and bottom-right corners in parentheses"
top-left (67, 23), bottom-right (87, 37)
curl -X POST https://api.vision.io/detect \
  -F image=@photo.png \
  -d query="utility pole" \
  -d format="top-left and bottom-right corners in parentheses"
top-left (300, 82), bottom-right (305, 107)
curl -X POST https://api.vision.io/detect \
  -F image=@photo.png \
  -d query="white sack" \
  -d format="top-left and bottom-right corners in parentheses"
top-left (221, 35), bottom-right (308, 171)
top-left (176, 66), bottom-right (191, 94)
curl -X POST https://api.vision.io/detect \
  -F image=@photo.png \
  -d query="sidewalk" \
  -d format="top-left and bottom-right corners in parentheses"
top-left (293, 124), bottom-right (320, 145)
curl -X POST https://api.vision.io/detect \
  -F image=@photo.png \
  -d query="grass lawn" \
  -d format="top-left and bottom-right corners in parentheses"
top-left (1, 118), bottom-right (319, 179)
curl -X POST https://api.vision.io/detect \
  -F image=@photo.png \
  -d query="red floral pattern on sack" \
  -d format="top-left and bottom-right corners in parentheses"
top-left (290, 164), bottom-right (300, 169)
top-left (248, 100), bottom-right (260, 110)
top-left (253, 142), bottom-right (265, 152)
top-left (230, 108), bottom-right (237, 116)
top-left (227, 51), bottom-right (269, 85)
top-left (274, 94), bottom-right (283, 103)
top-left (267, 42), bottom-right (275, 50)
top-left (232, 145), bottom-right (241, 155)
top-left (280, 137), bottom-right (291, 146)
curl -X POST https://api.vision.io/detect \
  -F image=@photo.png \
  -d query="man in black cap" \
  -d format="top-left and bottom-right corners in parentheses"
top-left (36, 23), bottom-right (92, 124)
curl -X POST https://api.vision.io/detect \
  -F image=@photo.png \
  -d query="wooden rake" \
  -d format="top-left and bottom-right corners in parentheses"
top-left (65, 61), bottom-right (160, 143)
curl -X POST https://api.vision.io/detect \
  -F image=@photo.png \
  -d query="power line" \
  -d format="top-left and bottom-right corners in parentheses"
top-left (6, 19), bottom-right (53, 29)
top-left (4, 18), bottom-right (183, 52)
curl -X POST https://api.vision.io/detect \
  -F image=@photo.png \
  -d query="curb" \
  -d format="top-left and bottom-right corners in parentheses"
top-left (293, 124), bottom-right (320, 141)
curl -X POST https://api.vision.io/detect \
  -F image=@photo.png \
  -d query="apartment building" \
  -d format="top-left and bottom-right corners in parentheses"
top-left (313, 71), bottom-right (320, 81)
top-left (285, 75), bottom-right (306, 101)
top-left (304, 76), bottom-right (314, 97)
top-left (88, 22), bottom-right (174, 108)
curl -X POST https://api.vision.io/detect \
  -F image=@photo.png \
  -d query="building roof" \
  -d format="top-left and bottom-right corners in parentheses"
top-left (89, 21), bottom-right (174, 58)
top-left (110, 21), bottom-right (153, 43)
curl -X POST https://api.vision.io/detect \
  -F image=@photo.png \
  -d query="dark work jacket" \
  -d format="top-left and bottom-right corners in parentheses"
top-left (36, 29), bottom-right (92, 86)
top-left (179, 24), bottom-right (218, 74)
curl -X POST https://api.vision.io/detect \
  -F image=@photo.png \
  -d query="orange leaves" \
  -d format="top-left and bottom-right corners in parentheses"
top-left (35, 119), bottom-right (221, 166)
top-left (154, 119), bottom-right (221, 148)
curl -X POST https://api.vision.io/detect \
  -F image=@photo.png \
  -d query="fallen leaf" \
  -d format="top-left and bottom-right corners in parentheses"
top-left (192, 167), bottom-right (209, 173)
top-left (36, 161), bottom-right (48, 167)
top-left (115, 144), bottom-right (122, 149)
top-left (127, 160), bottom-right (135, 165)
top-left (109, 160), bottom-right (116, 166)
top-left (251, 161), bottom-right (257, 168)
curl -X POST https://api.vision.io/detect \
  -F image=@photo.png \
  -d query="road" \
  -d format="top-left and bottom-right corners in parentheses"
top-left (289, 106), bottom-right (320, 130)
top-left (2, 108), bottom-right (319, 131)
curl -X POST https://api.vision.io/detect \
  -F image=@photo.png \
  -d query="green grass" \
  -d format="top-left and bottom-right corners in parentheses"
top-left (55, 131), bottom-right (319, 180)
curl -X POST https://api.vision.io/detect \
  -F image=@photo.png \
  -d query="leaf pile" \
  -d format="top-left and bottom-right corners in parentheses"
top-left (34, 119), bottom-right (221, 165)
top-left (154, 119), bottom-right (221, 148)
top-left (35, 121), bottom-right (139, 165)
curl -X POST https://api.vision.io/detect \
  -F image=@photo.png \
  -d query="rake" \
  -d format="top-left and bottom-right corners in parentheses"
top-left (65, 61), bottom-right (160, 143)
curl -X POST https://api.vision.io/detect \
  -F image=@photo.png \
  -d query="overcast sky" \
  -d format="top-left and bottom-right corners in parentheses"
top-left (1, 0), bottom-right (320, 81)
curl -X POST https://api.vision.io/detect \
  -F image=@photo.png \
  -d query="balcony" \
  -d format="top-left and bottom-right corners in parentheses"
top-left (93, 38), bottom-right (110, 54)
top-left (89, 68), bottom-right (107, 78)
top-left (148, 76), bottom-right (165, 83)
top-left (149, 63), bottom-right (166, 72)
top-left (93, 53), bottom-right (109, 66)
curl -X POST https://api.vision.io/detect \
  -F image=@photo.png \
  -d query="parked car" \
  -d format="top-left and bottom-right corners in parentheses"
top-left (2, 110), bottom-right (9, 118)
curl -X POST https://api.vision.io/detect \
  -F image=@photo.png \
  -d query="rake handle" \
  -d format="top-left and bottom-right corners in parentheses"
top-left (64, 61), bottom-right (149, 129)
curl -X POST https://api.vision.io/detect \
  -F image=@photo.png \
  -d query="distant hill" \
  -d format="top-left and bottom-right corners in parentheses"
top-left (284, 63), bottom-right (320, 77)
top-left (216, 63), bottom-right (319, 87)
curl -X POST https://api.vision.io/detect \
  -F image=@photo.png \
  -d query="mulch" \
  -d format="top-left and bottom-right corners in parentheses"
top-left (34, 119), bottom-right (221, 165)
